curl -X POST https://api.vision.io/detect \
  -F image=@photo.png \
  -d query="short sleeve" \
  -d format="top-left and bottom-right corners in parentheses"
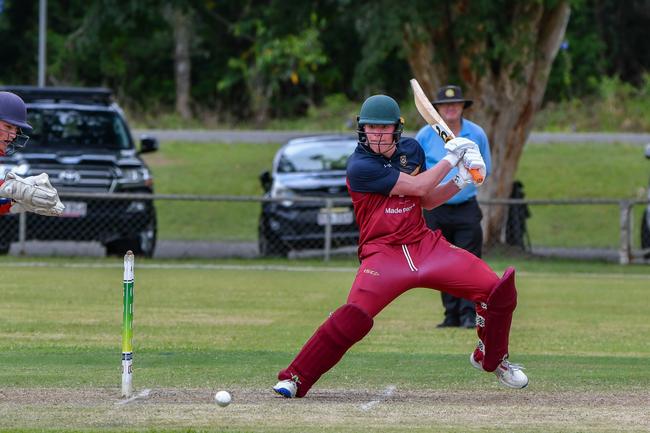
top-left (347, 153), bottom-right (399, 196)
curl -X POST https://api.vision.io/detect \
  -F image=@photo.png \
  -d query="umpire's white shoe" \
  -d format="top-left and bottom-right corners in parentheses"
top-left (470, 352), bottom-right (529, 389)
top-left (273, 379), bottom-right (298, 398)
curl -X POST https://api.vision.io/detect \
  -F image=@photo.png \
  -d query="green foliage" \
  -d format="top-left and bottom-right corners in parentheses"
top-left (536, 74), bottom-right (650, 131)
top-left (0, 0), bottom-right (648, 124)
top-left (218, 16), bottom-right (328, 123)
top-left (545, 0), bottom-right (606, 100)
top-left (350, 0), bottom-right (415, 97)
top-left (264, 93), bottom-right (359, 131)
top-left (546, 0), bottom-right (650, 102)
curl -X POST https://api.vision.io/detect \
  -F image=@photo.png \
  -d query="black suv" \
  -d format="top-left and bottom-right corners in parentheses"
top-left (258, 135), bottom-right (358, 256)
top-left (0, 86), bottom-right (158, 257)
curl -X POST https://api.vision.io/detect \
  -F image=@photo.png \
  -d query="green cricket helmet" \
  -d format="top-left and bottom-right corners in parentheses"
top-left (356, 95), bottom-right (404, 150)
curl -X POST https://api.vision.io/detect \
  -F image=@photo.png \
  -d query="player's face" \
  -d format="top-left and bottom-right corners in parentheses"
top-left (0, 120), bottom-right (18, 156)
top-left (436, 102), bottom-right (464, 124)
top-left (364, 124), bottom-right (397, 157)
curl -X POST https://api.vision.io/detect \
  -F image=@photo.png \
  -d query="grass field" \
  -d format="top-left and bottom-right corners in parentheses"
top-left (141, 140), bottom-right (649, 248)
top-left (1, 256), bottom-right (648, 432)
top-left (141, 141), bottom-right (279, 241)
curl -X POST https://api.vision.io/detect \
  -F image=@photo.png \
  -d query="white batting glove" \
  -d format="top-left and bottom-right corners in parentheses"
top-left (443, 137), bottom-right (479, 166)
top-left (461, 148), bottom-right (487, 185)
top-left (452, 164), bottom-right (474, 190)
top-left (1, 173), bottom-right (65, 216)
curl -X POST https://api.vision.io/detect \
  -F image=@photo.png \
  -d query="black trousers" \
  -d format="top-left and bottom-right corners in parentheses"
top-left (423, 198), bottom-right (483, 323)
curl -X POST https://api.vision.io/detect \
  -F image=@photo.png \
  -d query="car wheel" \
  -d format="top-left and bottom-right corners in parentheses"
top-left (134, 216), bottom-right (157, 258)
top-left (641, 209), bottom-right (650, 257)
top-left (105, 216), bottom-right (157, 258)
top-left (258, 222), bottom-right (289, 257)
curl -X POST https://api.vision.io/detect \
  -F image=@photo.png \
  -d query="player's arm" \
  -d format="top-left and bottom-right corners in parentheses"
top-left (390, 136), bottom-right (477, 197)
top-left (421, 180), bottom-right (461, 210)
top-left (389, 158), bottom-right (454, 197)
top-left (421, 164), bottom-right (476, 210)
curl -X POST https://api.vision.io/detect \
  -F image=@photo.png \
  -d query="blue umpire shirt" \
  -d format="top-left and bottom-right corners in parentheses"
top-left (415, 118), bottom-right (492, 205)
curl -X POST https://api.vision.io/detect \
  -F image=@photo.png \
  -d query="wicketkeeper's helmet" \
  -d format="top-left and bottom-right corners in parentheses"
top-left (0, 91), bottom-right (32, 155)
top-left (356, 94), bottom-right (404, 149)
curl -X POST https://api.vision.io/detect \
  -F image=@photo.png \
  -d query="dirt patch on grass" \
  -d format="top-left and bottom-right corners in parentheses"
top-left (2, 387), bottom-right (649, 432)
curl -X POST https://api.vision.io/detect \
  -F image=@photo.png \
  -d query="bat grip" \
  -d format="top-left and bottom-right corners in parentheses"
top-left (469, 168), bottom-right (484, 184)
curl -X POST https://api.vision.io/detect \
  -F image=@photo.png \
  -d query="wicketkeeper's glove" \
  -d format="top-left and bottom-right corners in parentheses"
top-left (0, 172), bottom-right (65, 216)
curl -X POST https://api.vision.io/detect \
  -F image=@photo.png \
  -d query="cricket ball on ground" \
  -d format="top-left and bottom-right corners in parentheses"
top-left (214, 390), bottom-right (232, 407)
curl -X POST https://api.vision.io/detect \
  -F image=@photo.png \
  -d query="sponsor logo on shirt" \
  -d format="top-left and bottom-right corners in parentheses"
top-left (384, 203), bottom-right (416, 214)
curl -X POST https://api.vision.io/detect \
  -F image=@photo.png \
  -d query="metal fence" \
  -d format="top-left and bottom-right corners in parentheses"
top-left (482, 198), bottom-right (650, 264)
top-left (2, 192), bottom-right (649, 264)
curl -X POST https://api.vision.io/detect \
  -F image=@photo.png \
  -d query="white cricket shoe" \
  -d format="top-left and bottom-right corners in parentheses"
top-left (470, 352), bottom-right (529, 389)
top-left (273, 379), bottom-right (298, 398)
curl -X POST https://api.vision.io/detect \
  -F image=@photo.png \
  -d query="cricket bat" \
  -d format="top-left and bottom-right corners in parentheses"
top-left (410, 78), bottom-right (484, 183)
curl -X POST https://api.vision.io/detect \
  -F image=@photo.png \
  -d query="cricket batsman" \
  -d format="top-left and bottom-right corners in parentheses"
top-left (273, 94), bottom-right (528, 398)
top-left (0, 91), bottom-right (64, 216)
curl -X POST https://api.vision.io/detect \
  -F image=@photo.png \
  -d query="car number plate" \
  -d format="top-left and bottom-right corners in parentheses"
top-left (317, 208), bottom-right (353, 226)
top-left (61, 201), bottom-right (87, 218)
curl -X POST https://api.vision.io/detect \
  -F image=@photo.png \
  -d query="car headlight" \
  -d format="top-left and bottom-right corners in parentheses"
top-left (271, 180), bottom-right (295, 207)
top-left (0, 163), bottom-right (30, 178)
top-left (120, 167), bottom-right (152, 187)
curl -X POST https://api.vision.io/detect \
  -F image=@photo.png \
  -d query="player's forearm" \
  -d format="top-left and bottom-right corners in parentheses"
top-left (421, 181), bottom-right (460, 210)
top-left (390, 159), bottom-right (453, 197)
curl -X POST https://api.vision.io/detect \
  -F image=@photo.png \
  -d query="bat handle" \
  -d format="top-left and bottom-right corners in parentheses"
top-left (469, 168), bottom-right (484, 184)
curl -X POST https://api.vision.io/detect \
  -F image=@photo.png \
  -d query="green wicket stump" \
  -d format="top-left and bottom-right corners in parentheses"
top-left (121, 250), bottom-right (134, 397)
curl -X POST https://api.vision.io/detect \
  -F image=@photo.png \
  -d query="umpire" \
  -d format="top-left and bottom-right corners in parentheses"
top-left (415, 84), bottom-right (492, 328)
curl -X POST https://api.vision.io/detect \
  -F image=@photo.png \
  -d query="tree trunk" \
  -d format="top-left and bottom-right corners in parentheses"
top-left (165, 7), bottom-right (192, 120)
top-left (406, 1), bottom-right (570, 247)
top-left (247, 70), bottom-right (271, 128)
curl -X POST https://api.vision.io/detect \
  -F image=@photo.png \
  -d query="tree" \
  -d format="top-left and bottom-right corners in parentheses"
top-left (163, 4), bottom-right (194, 119)
top-left (212, 2), bottom-right (329, 126)
top-left (358, 0), bottom-right (570, 246)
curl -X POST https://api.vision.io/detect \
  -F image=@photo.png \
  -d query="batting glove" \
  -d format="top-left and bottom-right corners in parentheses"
top-left (461, 148), bottom-right (487, 185)
top-left (452, 164), bottom-right (474, 190)
top-left (443, 137), bottom-right (479, 166)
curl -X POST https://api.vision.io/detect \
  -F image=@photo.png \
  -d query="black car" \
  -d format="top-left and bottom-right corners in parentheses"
top-left (258, 135), bottom-right (358, 257)
top-left (0, 86), bottom-right (158, 257)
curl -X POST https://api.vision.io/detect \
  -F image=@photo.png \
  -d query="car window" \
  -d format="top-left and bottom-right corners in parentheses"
top-left (26, 108), bottom-right (132, 150)
top-left (278, 141), bottom-right (356, 173)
